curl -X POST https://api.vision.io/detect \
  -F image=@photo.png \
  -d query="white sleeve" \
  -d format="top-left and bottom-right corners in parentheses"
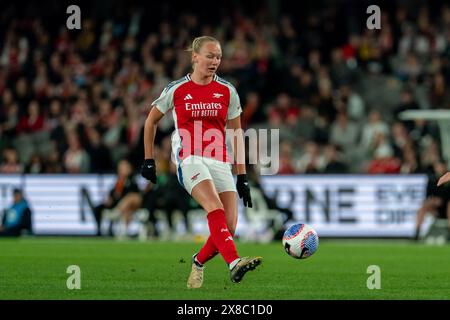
top-left (151, 87), bottom-right (173, 114)
top-left (227, 87), bottom-right (242, 120)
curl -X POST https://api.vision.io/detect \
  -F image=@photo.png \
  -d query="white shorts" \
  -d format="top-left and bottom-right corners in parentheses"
top-left (176, 155), bottom-right (236, 195)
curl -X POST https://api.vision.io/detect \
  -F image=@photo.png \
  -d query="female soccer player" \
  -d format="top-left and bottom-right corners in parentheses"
top-left (141, 36), bottom-right (262, 288)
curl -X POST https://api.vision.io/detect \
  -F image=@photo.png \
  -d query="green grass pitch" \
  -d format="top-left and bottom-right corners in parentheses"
top-left (0, 237), bottom-right (449, 300)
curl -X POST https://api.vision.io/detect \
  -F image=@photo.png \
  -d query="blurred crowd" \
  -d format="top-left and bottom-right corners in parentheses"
top-left (0, 0), bottom-right (449, 176)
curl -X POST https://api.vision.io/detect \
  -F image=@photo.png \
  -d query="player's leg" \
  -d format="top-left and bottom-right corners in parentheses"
top-left (190, 180), bottom-right (240, 264)
top-left (196, 192), bottom-right (237, 265)
top-left (194, 160), bottom-right (239, 266)
top-left (218, 191), bottom-right (262, 283)
top-left (220, 192), bottom-right (238, 235)
top-left (188, 179), bottom-right (245, 288)
top-left (186, 179), bottom-right (226, 288)
top-left (195, 160), bottom-right (261, 283)
top-left (179, 157), bottom-right (225, 288)
top-left (184, 157), bottom-right (260, 286)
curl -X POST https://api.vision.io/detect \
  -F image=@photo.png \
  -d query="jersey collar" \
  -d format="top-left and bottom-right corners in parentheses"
top-left (186, 74), bottom-right (218, 82)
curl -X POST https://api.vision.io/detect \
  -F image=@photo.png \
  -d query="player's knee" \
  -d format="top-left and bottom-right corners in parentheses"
top-left (204, 201), bottom-right (224, 213)
top-left (208, 204), bottom-right (224, 213)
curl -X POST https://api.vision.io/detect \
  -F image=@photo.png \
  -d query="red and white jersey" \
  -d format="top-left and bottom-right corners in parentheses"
top-left (152, 74), bottom-right (242, 163)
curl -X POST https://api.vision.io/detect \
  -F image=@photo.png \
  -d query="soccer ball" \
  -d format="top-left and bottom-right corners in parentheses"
top-left (282, 223), bottom-right (319, 259)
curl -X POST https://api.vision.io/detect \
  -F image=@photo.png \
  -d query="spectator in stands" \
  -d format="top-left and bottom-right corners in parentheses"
top-left (294, 105), bottom-right (317, 144)
top-left (330, 112), bottom-right (359, 158)
top-left (63, 130), bottom-right (90, 173)
top-left (323, 144), bottom-right (349, 173)
top-left (0, 148), bottom-right (23, 174)
top-left (366, 132), bottom-right (401, 174)
top-left (360, 110), bottom-right (390, 155)
top-left (12, 77), bottom-right (31, 109)
top-left (296, 69), bottom-right (317, 103)
top-left (429, 72), bottom-right (449, 109)
top-left (268, 93), bottom-right (300, 125)
top-left (25, 153), bottom-right (44, 174)
top-left (338, 84), bottom-right (365, 122)
top-left (0, 188), bottom-right (32, 237)
top-left (44, 149), bottom-right (65, 173)
top-left (420, 138), bottom-right (442, 173)
top-left (400, 146), bottom-right (420, 174)
top-left (267, 93), bottom-right (301, 144)
top-left (240, 92), bottom-right (262, 129)
top-left (97, 99), bottom-right (127, 164)
top-left (85, 126), bottom-right (113, 173)
top-left (296, 141), bottom-right (326, 173)
top-left (391, 122), bottom-right (410, 158)
top-left (0, 94), bottom-right (19, 140)
top-left (14, 99), bottom-right (51, 164)
top-left (16, 100), bottom-right (44, 135)
top-left (278, 141), bottom-right (297, 175)
top-left (45, 98), bottom-right (66, 145)
top-left (315, 73), bottom-right (337, 126)
top-left (393, 89), bottom-right (420, 131)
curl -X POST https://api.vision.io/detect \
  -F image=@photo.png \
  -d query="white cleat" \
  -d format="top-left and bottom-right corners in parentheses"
top-left (187, 255), bottom-right (204, 289)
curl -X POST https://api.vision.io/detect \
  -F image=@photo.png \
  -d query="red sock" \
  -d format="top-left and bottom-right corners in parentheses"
top-left (196, 237), bottom-right (217, 265)
top-left (197, 227), bottom-right (235, 265)
top-left (204, 208), bottom-right (239, 264)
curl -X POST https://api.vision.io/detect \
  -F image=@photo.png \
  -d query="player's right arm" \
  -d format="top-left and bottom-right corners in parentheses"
top-left (144, 106), bottom-right (165, 159)
top-left (141, 106), bottom-right (165, 184)
top-left (141, 82), bottom-right (176, 183)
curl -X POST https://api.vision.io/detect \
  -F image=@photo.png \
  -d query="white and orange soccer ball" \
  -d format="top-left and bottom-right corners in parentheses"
top-left (282, 223), bottom-right (319, 259)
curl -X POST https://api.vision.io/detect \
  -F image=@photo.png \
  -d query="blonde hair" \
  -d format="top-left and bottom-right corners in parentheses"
top-left (186, 36), bottom-right (220, 53)
top-left (186, 36), bottom-right (220, 69)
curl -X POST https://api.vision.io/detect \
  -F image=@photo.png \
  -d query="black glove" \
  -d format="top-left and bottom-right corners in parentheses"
top-left (141, 159), bottom-right (157, 184)
top-left (236, 174), bottom-right (252, 208)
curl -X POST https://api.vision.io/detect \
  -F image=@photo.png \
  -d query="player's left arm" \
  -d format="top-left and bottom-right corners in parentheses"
top-left (227, 116), bottom-right (246, 175)
top-left (228, 116), bottom-right (253, 207)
